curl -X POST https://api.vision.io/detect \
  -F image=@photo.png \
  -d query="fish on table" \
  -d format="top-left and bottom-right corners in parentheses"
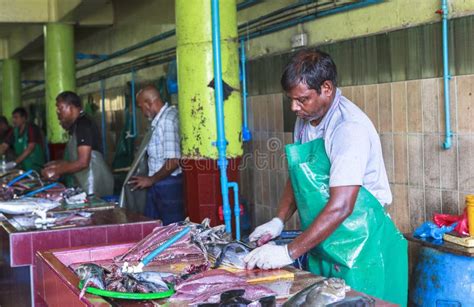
top-left (0, 197), bottom-right (61, 215)
top-left (283, 277), bottom-right (348, 307)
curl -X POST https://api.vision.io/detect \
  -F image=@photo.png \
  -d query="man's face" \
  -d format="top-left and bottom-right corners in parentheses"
top-left (136, 95), bottom-right (154, 120)
top-left (12, 113), bottom-right (26, 128)
top-left (286, 82), bottom-right (334, 122)
top-left (0, 123), bottom-right (8, 133)
top-left (56, 101), bottom-right (75, 129)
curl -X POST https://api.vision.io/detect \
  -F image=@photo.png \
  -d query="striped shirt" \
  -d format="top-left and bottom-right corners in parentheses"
top-left (147, 103), bottom-right (182, 176)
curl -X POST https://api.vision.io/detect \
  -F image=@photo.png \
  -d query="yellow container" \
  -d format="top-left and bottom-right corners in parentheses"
top-left (466, 195), bottom-right (474, 237)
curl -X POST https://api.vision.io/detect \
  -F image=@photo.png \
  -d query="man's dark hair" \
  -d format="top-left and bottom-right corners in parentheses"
top-left (56, 91), bottom-right (82, 108)
top-left (12, 107), bottom-right (28, 119)
top-left (0, 116), bottom-right (8, 126)
top-left (281, 49), bottom-right (337, 94)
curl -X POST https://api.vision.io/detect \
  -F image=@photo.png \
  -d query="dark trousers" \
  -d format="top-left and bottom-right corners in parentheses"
top-left (145, 174), bottom-right (185, 225)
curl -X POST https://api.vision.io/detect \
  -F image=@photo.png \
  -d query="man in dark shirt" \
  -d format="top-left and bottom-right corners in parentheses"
top-left (41, 91), bottom-right (114, 197)
top-left (0, 108), bottom-right (45, 172)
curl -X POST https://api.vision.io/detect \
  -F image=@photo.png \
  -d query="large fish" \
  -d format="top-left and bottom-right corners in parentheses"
top-left (75, 263), bottom-right (106, 298)
top-left (212, 241), bottom-right (252, 270)
top-left (0, 198), bottom-right (61, 214)
top-left (283, 278), bottom-right (347, 307)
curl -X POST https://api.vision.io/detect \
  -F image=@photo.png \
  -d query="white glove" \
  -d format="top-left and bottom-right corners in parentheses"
top-left (249, 217), bottom-right (284, 243)
top-left (244, 243), bottom-right (293, 270)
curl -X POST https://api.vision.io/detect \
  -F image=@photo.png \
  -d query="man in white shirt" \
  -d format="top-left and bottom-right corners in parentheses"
top-left (244, 49), bottom-right (407, 305)
top-left (128, 85), bottom-right (184, 225)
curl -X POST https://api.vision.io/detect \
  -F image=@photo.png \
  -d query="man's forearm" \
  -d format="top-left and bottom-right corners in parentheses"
top-left (150, 159), bottom-right (180, 183)
top-left (276, 179), bottom-right (297, 223)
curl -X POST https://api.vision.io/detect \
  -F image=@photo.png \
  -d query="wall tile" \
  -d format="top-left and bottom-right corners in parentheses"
top-left (254, 170), bottom-right (263, 205)
top-left (262, 169), bottom-right (271, 206)
top-left (260, 95), bottom-right (269, 131)
top-left (439, 135), bottom-right (458, 190)
top-left (341, 86), bottom-right (354, 101)
top-left (408, 187), bottom-right (425, 232)
top-left (459, 192), bottom-right (470, 213)
top-left (253, 96), bottom-right (261, 131)
top-left (442, 190), bottom-right (459, 215)
top-left (438, 77), bottom-right (457, 134)
top-left (421, 78), bottom-right (440, 133)
top-left (408, 134), bottom-right (424, 187)
top-left (407, 80), bottom-right (422, 133)
top-left (274, 93), bottom-right (284, 132)
top-left (269, 170), bottom-right (279, 208)
top-left (393, 134), bottom-right (408, 184)
top-left (364, 84), bottom-right (379, 131)
top-left (247, 97), bottom-right (255, 131)
top-left (458, 135), bottom-right (474, 190)
top-left (352, 86), bottom-right (365, 111)
top-left (456, 75), bottom-right (474, 133)
top-left (425, 188), bottom-right (442, 220)
top-left (392, 82), bottom-right (407, 132)
top-left (423, 134), bottom-right (441, 188)
top-left (380, 134), bottom-right (394, 183)
top-left (393, 184), bottom-right (410, 233)
top-left (266, 95), bottom-right (276, 132)
top-left (378, 84), bottom-right (392, 133)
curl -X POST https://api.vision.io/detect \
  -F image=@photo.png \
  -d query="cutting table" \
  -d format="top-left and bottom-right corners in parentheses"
top-left (35, 240), bottom-right (397, 306)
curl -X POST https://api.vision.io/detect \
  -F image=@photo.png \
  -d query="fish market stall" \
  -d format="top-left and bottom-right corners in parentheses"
top-left (0, 207), bottom-right (160, 307)
top-left (36, 220), bottom-right (395, 306)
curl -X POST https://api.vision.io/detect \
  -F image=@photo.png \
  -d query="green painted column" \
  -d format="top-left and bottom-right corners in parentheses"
top-left (44, 23), bottom-right (75, 144)
top-left (176, 0), bottom-right (242, 159)
top-left (2, 59), bottom-right (21, 121)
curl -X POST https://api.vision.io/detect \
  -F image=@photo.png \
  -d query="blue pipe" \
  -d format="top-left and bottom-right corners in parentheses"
top-left (126, 69), bottom-right (138, 139)
top-left (23, 183), bottom-right (59, 198)
top-left (100, 79), bottom-right (107, 156)
top-left (142, 226), bottom-right (191, 266)
top-left (7, 170), bottom-right (34, 187)
top-left (240, 39), bottom-right (252, 143)
top-left (441, 0), bottom-right (452, 150)
top-left (228, 182), bottom-right (241, 240)
top-left (242, 0), bottom-right (382, 40)
top-left (211, 0), bottom-right (241, 237)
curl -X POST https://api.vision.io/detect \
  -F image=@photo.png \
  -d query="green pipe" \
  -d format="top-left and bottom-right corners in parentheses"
top-left (2, 59), bottom-right (21, 121)
top-left (44, 23), bottom-right (76, 144)
top-left (176, 0), bottom-right (242, 159)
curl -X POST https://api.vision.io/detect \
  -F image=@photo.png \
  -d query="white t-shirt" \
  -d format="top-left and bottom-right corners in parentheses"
top-left (293, 88), bottom-right (392, 205)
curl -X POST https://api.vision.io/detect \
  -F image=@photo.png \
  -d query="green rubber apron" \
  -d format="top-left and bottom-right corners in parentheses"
top-left (13, 125), bottom-right (45, 173)
top-left (286, 138), bottom-right (408, 306)
top-left (64, 129), bottom-right (114, 198)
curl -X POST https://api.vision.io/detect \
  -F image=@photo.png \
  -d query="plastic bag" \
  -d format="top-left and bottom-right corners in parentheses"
top-left (413, 222), bottom-right (457, 240)
top-left (433, 209), bottom-right (469, 236)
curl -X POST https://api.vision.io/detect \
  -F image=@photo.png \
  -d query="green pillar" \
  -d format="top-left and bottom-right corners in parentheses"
top-left (176, 0), bottom-right (242, 159)
top-left (44, 23), bottom-right (75, 144)
top-left (2, 59), bottom-right (21, 122)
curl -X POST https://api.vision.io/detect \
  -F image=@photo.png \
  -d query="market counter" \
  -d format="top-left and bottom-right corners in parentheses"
top-left (0, 208), bottom-right (161, 307)
top-left (35, 241), bottom-right (396, 306)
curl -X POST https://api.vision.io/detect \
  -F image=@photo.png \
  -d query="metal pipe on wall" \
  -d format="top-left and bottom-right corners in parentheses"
top-left (440, 0), bottom-right (452, 150)
top-left (126, 69), bottom-right (137, 139)
top-left (100, 79), bottom-right (107, 156)
top-left (211, 0), bottom-right (240, 238)
top-left (240, 39), bottom-right (251, 142)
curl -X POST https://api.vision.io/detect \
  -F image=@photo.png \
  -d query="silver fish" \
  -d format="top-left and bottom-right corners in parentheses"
top-left (130, 271), bottom-right (170, 290)
top-left (0, 198), bottom-right (60, 214)
top-left (283, 278), bottom-right (347, 307)
top-left (212, 241), bottom-right (252, 270)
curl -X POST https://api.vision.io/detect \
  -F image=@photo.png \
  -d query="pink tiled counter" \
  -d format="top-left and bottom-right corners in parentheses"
top-left (0, 208), bottom-right (160, 307)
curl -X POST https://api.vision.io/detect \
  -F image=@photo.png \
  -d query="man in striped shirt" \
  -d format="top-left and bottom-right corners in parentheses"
top-left (128, 85), bottom-right (184, 225)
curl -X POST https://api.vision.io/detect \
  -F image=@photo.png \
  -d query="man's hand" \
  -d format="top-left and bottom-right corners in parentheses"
top-left (244, 243), bottom-right (293, 270)
top-left (248, 217), bottom-right (284, 245)
top-left (42, 160), bottom-right (66, 180)
top-left (128, 176), bottom-right (154, 190)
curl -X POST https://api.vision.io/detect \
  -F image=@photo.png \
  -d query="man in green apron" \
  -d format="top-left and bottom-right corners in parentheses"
top-left (0, 107), bottom-right (45, 172)
top-left (41, 91), bottom-right (114, 197)
top-left (244, 50), bottom-right (408, 306)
